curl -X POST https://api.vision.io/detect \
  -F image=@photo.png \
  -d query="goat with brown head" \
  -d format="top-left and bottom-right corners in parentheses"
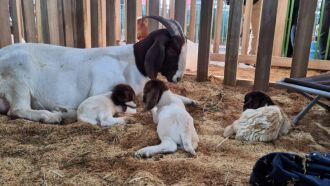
top-left (134, 16), bottom-right (187, 83)
top-left (243, 91), bottom-right (275, 111)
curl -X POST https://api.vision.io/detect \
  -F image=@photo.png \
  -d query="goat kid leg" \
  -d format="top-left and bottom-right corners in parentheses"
top-left (135, 139), bottom-right (177, 158)
top-left (99, 112), bottom-right (133, 127)
top-left (173, 94), bottom-right (199, 106)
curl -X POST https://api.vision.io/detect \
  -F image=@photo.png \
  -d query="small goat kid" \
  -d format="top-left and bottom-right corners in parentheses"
top-left (224, 91), bottom-right (292, 142)
top-left (0, 16), bottom-right (196, 124)
top-left (77, 84), bottom-right (136, 126)
top-left (135, 80), bottom-right (199, 158)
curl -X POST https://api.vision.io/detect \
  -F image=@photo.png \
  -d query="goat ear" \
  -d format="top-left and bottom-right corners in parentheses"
top-left (143, 89), bottom-right (161, 111)
top-left (144, 40), bottom-right (166, 79)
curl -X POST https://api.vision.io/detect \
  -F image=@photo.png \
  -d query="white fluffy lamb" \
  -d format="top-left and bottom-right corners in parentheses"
top-left (77, 84), bottom-right (137, 127)
top-left (135, 79), bottom-right (199, 158)
top-left (224, 91), bottom-right (292, 142)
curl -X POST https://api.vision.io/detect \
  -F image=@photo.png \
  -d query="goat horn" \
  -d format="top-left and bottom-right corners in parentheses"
top-left (143, 16), bottom-right (185, 40)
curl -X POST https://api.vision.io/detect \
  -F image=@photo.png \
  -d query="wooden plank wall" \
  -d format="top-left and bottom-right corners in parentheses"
top-left (254, 0), bottom-right (278, 91)
top-left (197, 0), bottom-right (214, 81)
top-left (213, 0), bottom-right (224, 53)
top-left (188, 0), bottom-right (196, 41)
top-left (290, 0), bottom-right (318, 78)
top-left (0, 0), bottom-right (124, 48)
top-left (223, 0), bottom-right (244, 86)
top-left (241, 0), bottom-right (253, 55)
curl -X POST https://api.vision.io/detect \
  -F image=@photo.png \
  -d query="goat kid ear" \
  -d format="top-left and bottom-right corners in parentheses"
top-left (144, 40), bottom-right (166, 79)
top-left (143, 89), bottom-right (161, 111)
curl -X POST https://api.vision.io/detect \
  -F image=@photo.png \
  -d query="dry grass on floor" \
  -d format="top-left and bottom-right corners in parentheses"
top-left (0, 75), bottom-right (329, 185)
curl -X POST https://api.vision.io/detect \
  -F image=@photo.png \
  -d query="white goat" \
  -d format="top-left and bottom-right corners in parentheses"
top-left (77, 84), bottom-right (136, 127)
top-left (135, 80), bottom-right (199, 158)
top-left (224, 106), bottom-right (292, 142)
top-left (0, 16), bottom-right (197, 124)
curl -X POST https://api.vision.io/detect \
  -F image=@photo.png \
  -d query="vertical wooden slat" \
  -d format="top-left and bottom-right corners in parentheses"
top-left (213, 0), bottom-right (224, 53)
top-left (241, 0), bottom-right (253, 55)
top-left (22, 0), bottom-right (37, 42)
top-left (126, 0), bottom-right (137, 44)
top-left (115, 0), bottom-right (121, 44)
top-left (188, 0), bottom-right (196, 41)
top-left (196, 0), bottom-right (214, 82)
top-left (63, 0), bottom-right (75, 47)
top-left (290, 0), bottom-right (317, 78)
top-left (169, 0), bottom-right (175, 19)
top-left (84, 0), bottom-right (91, 48)
top-left (57, 0), bottom-right (65, 45)
top-left (148, 0), bottom-right (160, 33)
top-left (106, 0), bottom-right (117, 46)
top-left (162, 0), bottom-right (167, 18)
top-left (137, 0), bottom-right (142, 18)
top-left (175, 0), bottom-right (186, 32)
top-left (10, 0), bottom-right (23, 43)
top-left (273, 0), bottom-right (289, 56)
top-left (254, 0), bottom-right (278, 91)
top-left (47, 0), bottom-right (60, 45)
top-left (91, 0), bottom-right (106, 47)
top-left (223, 0), bottom-right (244, 86)
top-left (0, 0), bottom-right (12, 48)
top-left (35, 0), bottom-right (44, 43)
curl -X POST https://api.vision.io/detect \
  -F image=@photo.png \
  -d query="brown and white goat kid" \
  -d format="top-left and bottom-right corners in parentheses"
top-left (77, 84), bottom-right (136, 127)
top-left (135, 80), bottom-right (199, 158)
top-left (224, 91), bottom-right (292, 142)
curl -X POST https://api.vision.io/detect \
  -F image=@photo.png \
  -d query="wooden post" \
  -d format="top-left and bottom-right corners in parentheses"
top-left (10, 0), bottom-right (23, 43)
top-left (196, 0), bottom-right (214, 82)
top-left (241, 0), bottom-right (253, 55)
top-left (273, 0), bottom-right (289, 56)
top-left (254, 0), bottom-right (278, 91)
top-left (169, 0), bottom-right (175, 19)
top-left (137, 0), bottom-right (142, 17)
top-left (162, 0), bottom-right (167, 18)
top-left (290, 0), bottom-right (317, 78)
top-left (188, 0), bottom-right (196, 41)
top-left (57, 0), bottom-right (66, 45)
top-left (22, 0), bottom-right (37, 43)
top-left (126, 0), bottom-right (137, 44)
top-left (223, 0), bottom-right (243, 86)
top-left (75, 0), bottom-right (91, 48)
top-left (62, 0), bottom-right (75, 47)
top-left (106, 0), bottom-right (117, 46)
top-left (0, 0), bottom-right (12, 48)
top-left (175, 0), bottom-right (186, 32)
top-left (47, 0), bottom-right (60, 45)
top-left (213, 0), bottom-right (224, 53)
top-left (91, 0), bottom-right (106, 47)
top-left (148, 0), bottom-right (159, 33)
top-left (35, 0), bottom-right (50, 43)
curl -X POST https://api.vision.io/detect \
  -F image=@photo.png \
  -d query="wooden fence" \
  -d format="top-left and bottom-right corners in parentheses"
top-left (0, 0), bottom-right (329, 91)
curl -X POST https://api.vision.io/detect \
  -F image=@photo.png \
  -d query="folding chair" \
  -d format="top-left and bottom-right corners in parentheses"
top-left (276, 73), bottom-right (330, 125)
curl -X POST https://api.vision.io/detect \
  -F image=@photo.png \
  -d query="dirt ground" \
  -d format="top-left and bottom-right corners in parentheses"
top-left (0, 74), bottom-right (329, 185)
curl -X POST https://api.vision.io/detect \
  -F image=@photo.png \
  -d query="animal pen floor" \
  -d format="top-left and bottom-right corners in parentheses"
top-left (0, 72), bottom-right (329, 185)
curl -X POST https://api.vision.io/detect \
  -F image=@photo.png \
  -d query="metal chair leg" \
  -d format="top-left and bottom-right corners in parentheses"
top-left (293, 95), bottom-right (321, 125)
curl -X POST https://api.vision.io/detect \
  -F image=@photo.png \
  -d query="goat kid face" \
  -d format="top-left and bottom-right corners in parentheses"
top-left (243, 91), bottom-right (275, 111)
top-left (142, 79), bottom-right (169, 111)
top-left (111, 84), bottom-right (137, 113)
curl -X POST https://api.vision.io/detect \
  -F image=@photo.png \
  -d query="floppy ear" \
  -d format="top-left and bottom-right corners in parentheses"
top-left (260, 96), bottom-right (275, 106)
top-left (144, 40), bottom-right (166, 79)
top-left (143, 88), bottom-right (161, 111)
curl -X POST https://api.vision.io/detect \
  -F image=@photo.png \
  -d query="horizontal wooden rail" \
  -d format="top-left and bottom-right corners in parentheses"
top-left (210, 54), bottom-right (330, 71)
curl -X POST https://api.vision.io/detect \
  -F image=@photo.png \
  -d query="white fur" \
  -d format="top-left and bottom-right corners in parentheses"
top-left (0, 43), bottom-right (192, 123)
top-left (135, 90), bottom-right (199, 158)
top-left (223, 105), bottom-right (292, 142)
top-left (77, 92), bottom-right (136, 127)
top-left (172, 43), bottom-right (187, 82)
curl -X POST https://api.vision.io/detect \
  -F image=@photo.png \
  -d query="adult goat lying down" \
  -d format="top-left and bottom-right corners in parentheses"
top-left (0, 16), bottom-right (195, 124)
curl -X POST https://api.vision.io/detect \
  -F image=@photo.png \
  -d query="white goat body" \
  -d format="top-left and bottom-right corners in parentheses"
top-left (77, 92), bottom-right (136, 127)
top-left (224, 105), bottom-right (292, 142)
top-left (135, 90), bottom-right (199, 157)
